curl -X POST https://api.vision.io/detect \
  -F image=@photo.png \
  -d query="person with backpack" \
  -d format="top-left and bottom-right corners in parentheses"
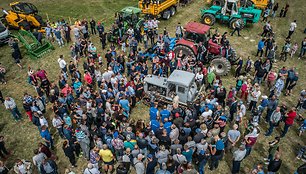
top-left (281, 40), bottom-right (291, 62)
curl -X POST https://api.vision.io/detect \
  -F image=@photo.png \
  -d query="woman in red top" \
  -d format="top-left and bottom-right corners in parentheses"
top-left (84, 71), bottom-right (93, 86)
top-left (281, 107), bottom-right (297, 137)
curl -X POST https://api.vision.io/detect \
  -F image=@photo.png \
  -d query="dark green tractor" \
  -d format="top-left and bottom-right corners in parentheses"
top-left (107, 6), bottom-right (145, 43)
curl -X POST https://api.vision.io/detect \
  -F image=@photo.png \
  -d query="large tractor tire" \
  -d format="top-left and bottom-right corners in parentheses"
top-left (173, 45), bottom-right (196, 59)
top-left (211, 57), bottom-right (231, 76)
top-left (229, 18), bottom-right (245, 29)
top-left (202, 13), bottom-right (216, 26)
top-left (212, 0), bottom-right (225, 6)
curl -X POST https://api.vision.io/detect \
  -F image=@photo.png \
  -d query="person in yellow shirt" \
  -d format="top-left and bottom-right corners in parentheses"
top-left (99, 144), bottom-right (114, 173)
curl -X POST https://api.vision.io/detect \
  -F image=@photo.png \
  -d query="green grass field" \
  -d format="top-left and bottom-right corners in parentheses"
top-left (0, 0), bottom-right (305, 173)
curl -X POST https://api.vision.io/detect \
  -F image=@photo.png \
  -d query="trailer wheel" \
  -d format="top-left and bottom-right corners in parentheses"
top-left (170, 7), bottom-right (176, 16)
top-left (163, 10), bottom-right (171, 20)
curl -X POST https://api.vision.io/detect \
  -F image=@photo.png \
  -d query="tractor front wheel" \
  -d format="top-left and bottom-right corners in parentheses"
top-left (211, 57), bottom-right (231, 76)
top-left (202, 14), bottom-right (216, 26)
top-left (229, 18), bottom-right (245, 29)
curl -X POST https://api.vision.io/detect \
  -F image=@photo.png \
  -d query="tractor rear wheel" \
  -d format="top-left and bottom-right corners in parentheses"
top-left (211, 57), bottom-right (231, 76)
top-left (202, 14), bottom-right (216, 26)
top-left (212, 0), bottom-right (225, 6)
top-left (170, 7), bottom-right (176, 16)
top-left (229, 18), bottom-right (245, 29)
top-left (173, 45), bottom-right (196, 59)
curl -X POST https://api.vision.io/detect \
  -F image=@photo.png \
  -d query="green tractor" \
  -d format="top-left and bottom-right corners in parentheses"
top-left (107, 6), bottom-right (145, 43)
top-left (200, 1), bottom-right (261, 29)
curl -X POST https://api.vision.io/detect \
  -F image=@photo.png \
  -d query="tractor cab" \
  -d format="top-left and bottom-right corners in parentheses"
top-left (10, 2), bottom-right (38, 15)
top-left (183, 22), bottom-right (210, 44)
top-left (118, 7), bottom-right (142, 29)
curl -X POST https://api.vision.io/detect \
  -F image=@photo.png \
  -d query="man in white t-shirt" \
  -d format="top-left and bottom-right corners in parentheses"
top-left (57, 55), bottom-right (67, 72)
top-left (287, 20), bottom-right (297, 39)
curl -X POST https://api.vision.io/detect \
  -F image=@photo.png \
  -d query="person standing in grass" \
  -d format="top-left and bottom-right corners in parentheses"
top-left (280, 107), bottom-right (297, 137)
top-left (231, 144), bottom-right (247, 174)
top-left (40, 125), bottom-right (54, 149)
top-left (298, 37), bottom-right (306, 59)
top-left (0, 136), bottom-right (10, 160)
top-left (287, 20), bottom-right (297, 39)
top-left (62, 140), bottom-right (77, 167)
top-left (4, 97), bottom-right (22, 121)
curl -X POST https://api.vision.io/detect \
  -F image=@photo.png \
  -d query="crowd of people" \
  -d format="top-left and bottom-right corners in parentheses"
top-left (0, 0), bottom-right (306, 174)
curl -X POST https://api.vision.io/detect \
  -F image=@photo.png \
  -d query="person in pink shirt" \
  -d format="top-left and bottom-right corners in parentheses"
top-left (61, 84), bottom-right (73, 97)
top-left (240, 81), bottom-right (248, 101)
top-left (84, 71), bottom-right (93, 87)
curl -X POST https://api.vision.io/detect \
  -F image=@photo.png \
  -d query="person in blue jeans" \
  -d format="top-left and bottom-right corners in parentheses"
top-left (119, 95), bottom-right (130, 118)
top-left (198, 149), bottom-right (210, 174)
top-left (4, 97), bottom-right (22, 121)
top-left (256, 38), bottom-right (266, 57)
top-left (40, 125), bottom-right (54, 149)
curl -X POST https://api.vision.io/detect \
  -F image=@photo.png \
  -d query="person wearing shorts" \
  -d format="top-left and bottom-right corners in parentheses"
top-left (99, 144), bottom-right (114, 173)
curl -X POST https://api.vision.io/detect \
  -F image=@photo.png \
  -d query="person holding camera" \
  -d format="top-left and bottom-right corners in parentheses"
top-left (264, 137), bottom-right (280, 163)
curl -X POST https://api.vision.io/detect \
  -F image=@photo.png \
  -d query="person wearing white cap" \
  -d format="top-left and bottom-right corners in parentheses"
top-left (83, 163), bottom-right (100, 174)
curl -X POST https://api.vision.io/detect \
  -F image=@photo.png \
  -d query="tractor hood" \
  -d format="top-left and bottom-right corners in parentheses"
top-left (184, 22), bottom-right (210, 35)
top-left (144, 75), bottom-right (167, 88)
top-left (239, 7), bottom-right (262, 23)
top-left (120, 6), bottom-right (142, 15)
top-left (167, 70), bottom-right (195, 87)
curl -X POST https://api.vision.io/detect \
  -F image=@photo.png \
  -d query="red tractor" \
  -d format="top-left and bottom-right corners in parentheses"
top-left (173, 22), bottom-right (237, 76)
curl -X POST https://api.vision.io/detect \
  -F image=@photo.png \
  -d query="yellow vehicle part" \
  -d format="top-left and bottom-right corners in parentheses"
top-left (250, 0), bottom-right (268, 9)
top-left (138, 0), bottom-right (179, 16)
